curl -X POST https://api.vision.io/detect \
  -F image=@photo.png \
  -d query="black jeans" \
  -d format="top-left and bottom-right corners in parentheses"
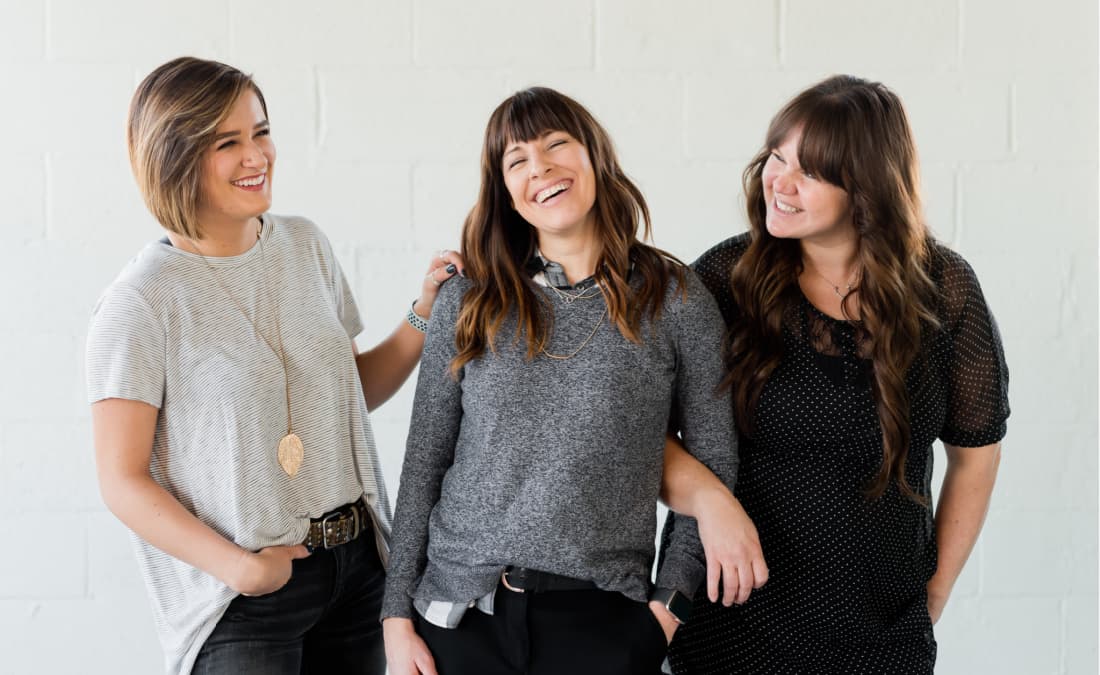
top-left (416, 582), bottom-right (668, 675)
top-left (192, 531), bottom-right (385, 675)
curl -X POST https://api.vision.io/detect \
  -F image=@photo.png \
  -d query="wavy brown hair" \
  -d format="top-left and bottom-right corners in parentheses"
top-left (728, 75), bottom-right (940, 502)
top-left (452, 87), bottom-right (683, 373)
top-left (128, 57), bottom-right (267, 239)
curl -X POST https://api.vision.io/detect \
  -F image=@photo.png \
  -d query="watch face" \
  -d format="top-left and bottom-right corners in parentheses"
top-left (660, 589), bottom-right (692, 624)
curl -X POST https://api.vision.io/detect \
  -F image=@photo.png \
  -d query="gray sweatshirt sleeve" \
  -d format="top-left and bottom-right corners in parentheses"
top-left (654, 269), bottom-right (739, 598)
top-left (381, 279), bottom-right (468, 620)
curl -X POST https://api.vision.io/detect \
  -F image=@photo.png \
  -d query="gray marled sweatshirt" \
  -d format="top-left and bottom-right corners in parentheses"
top-left (382, 267), bottom-right (737, 621)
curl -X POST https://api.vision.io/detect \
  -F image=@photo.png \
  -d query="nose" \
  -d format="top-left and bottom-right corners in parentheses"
top-left (771, 167), bottom-right (795, 195)
top-left (528, 150), bottom-right (551, 179)
top-left (242, 140), bottom-right (266, 169)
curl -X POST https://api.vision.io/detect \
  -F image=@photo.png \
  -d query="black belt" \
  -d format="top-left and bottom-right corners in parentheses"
top-left (303, 498), bottom-right (370, 551)
top-left (500, 567), bottom-right (599, 593)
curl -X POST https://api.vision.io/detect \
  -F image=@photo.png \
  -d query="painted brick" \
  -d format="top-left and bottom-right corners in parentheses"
top-left (629, 161), bottom-right (748, 261)
top-left (887, 74), bottom-right (1012, 163)
top-left (922, 163), bottom-right (958, 244)
top-left (935, 596), bottom-right (1061, 674)
top-left (982, 510), bottom-right (1084, 596)
top-left (274, 159), bottom-right (413, 249)
top-left (411, 161), bottom-right (478, 251)
top-left (48, 0), bottom-right (230, 63)
top-left (0, 153), bottom-right (46, 242)
top-left (960, 162), bottom-right (1096, 254)
top-left (249, 65), bottom-right (318, 159)
top-left (786, 0), bottom-right (958, 70)
top-left (48, 151), bottom-right (153, 250)
top-left (1, 598), bottom-right (162, 673)
top-left (1015, 71), bottom-right (1099, 161)
top-left (0, 64), bottom-right (133, 155)
top-left (0, 515), bottom-right (86, 598)
top-left (0, 1), bottom-right (44, 63)
top-left (598, 0), bottom-right (778, 70)
top-left (317, 67), bottom-right (506, 162)
top-left (961, 0), bottom-right (1098, 73)
top-left (504, 71), bottom-right (683, 167)
top-left (1063, 594), bottom-right (1099, 675)
top-left (0, 333), bottom-right (82, 423)
top-left (230, 0), bottom-right (410, 66)
top-left (415, 0), bottom-right (592, 68)
top-left (0, 421), bottom-right (100, 513)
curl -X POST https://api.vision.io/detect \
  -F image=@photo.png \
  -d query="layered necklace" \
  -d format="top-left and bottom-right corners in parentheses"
top-left (538, 280), bottom-right (606, 360)
top-left (191, 220), bottom-right (303, 477)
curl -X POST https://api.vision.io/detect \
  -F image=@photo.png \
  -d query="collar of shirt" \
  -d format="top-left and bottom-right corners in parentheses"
top-left (525, 250), bottom-right (600, 291)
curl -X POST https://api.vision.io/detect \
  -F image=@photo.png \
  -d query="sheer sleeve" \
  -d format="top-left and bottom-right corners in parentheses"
top-left (934, 249), bottom-right (1010, 447)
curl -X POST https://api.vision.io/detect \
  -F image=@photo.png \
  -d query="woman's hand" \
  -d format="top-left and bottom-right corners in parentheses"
top-left (415, 249), bottom-right (465, 319)
top-left (696, 488), bottom-right (769, 606)
top-left (926, 591), bottom-right (947, 625)
top-left (383, 618), bottom-right (438, 675)
top-left (228, 544), bottom-right (310, 597)
top-left (648, 600), bottom-right (678, 644)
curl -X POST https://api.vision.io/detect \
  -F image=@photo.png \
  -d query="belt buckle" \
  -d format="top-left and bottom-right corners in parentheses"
top-left (320, 511), bottom-right (343, 549)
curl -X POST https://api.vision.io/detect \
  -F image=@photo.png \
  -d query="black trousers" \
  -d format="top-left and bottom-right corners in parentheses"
top-left (416, 583), bottom-right (668, 675)
top-left (192, 532), bottom-right (386, 675)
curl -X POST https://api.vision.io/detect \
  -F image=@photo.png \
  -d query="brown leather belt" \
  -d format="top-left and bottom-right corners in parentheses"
top-left (303, 498), bottom-right (370, 551)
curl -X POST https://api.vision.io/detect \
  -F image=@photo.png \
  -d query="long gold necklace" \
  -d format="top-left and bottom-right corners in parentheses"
top-left (538, 282), bottom-right (607, 360)
top-left (191, 220), bottom-right (303, 477)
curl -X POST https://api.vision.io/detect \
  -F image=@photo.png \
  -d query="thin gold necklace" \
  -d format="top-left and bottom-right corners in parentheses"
top-left (806, 263), bottom-right (860, 301)
top-left (191, 220), bottom-right (303, 477)
top-left (538, 283), bottom-right (607, 360)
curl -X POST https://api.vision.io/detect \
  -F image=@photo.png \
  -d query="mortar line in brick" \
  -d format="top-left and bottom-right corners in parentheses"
top-left (313, 66), bottom-right (325, 151)
top-left (776, 0), bottom-right (786, 67)
top-left (1008, 82), bottom-right (1018, 155)
top-left (43, 0), bottom-right (52, 62)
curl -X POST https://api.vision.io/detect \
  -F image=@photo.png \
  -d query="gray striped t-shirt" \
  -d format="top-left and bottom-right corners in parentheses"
top-left (85, 214), bottom-right (392, 675)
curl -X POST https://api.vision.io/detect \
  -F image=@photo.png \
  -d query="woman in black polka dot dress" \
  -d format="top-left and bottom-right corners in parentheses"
top-left (663, 75), bottom-right (1009, 674)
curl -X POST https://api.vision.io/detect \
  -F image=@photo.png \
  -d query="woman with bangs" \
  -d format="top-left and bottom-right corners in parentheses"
top-left (663, 75), bottom-right (1009, 673)
top-left (381, 87), bottom-right (743, 675)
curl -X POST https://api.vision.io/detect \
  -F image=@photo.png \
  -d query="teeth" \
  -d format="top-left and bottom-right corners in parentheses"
top-left (233, 175), bottom-right (265, 187)
top-left (536, 181), bottom-right (570, 204)
top-left (775, 199), bottom-right (801, 214)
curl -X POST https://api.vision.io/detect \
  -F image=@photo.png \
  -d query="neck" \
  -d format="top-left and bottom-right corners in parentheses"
top-left (537, 227), bottom-right (601, 285)
top-left (800, 235), bottom-right (860, 283)
top-left (169, 216), bottom-right (262, 257)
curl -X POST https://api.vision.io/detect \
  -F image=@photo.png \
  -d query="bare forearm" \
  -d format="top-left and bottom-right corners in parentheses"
top-left (356, 315), bottom-right (426, 411)
top-left (928, 443), bottom-right (1001, 605)
top-left (100, 472), bottom-right (248, 586)
top-left (660, 434), bottom-right (731, 515)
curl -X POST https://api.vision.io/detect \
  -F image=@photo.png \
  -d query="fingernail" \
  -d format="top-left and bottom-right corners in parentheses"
top-left (445, 263), bottom-right (457, 275)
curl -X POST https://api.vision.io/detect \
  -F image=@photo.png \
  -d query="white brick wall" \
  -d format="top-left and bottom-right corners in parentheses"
top-left (0, 1), bottom-right (1094, 673)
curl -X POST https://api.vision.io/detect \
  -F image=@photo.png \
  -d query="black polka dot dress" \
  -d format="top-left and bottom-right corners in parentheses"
top-left (663, 234), bottom-right (1010, 675)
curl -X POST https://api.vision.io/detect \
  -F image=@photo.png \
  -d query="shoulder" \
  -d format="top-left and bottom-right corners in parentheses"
top-left (691, 232), bottom-right (751, 277)
top-left (266, 212), bottom-right (328, 247)
top-left (927, 241), bottom-right (985, 312)
top-left (435, 274), bottom-right (475, 319)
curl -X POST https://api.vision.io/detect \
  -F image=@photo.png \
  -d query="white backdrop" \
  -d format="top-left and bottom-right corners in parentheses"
top-left (0, 1), bottom-right (1095, 673)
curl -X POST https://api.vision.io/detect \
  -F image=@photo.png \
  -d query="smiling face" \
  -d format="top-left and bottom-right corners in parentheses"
top-left (762, 127), bottom-right (854, 245)
top-left (195, 90), bottom-right (275, 233)
top-left (501, 130), bottom-right (598, 241)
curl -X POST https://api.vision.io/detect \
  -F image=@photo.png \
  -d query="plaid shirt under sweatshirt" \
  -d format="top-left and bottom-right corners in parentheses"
top-left (382, 256), bottom-right (737, 628)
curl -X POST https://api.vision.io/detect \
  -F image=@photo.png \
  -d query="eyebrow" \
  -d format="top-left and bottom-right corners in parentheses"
top-left (213, 120), bottom-right (269, 142)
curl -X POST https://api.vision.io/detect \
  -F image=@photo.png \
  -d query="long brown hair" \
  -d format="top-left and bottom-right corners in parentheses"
top-left (452, 87), bottom-right (683, 373)
top-left (128, 57), bottom-right (267, 239)
top-left (728, 75), bottom-right (939, 502)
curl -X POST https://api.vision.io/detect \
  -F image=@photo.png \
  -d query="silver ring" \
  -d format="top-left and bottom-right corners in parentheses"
top-left (438, 249), bottom-right (448, 260)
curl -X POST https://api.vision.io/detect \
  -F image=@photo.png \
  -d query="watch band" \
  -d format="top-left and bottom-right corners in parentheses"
top-left (651, 587), bottom-right (693, 624)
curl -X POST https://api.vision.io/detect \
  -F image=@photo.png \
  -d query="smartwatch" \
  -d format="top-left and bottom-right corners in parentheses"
top-left (651, 587), bottom-right (693, 624)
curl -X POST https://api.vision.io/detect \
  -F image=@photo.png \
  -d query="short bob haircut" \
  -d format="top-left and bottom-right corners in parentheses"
top-left (127, 57), bottom-right (267, 240)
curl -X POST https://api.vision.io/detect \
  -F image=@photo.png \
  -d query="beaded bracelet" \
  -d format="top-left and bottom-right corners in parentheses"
top-left (406, 300), bottom-right (429, 333)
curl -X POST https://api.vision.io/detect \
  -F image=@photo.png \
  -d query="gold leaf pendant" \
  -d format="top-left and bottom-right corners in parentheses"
top-left (278, 433), bottom-right (304, 477)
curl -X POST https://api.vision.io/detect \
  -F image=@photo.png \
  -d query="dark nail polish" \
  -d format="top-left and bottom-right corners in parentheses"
top-left (445, 263), bottom-right (457, 275)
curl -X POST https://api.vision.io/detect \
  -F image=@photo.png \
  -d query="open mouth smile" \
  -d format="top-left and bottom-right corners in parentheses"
top-left (534, 180), bottom-right (572, 205)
